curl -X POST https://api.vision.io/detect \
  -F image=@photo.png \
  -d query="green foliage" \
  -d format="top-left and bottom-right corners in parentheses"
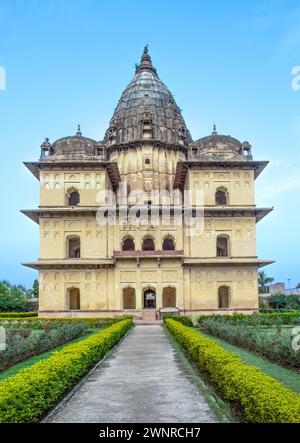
top-left (163, 314), bottom-right (193, 327)
top-left (258, 271), bottom-right (274, 293)
top-left (188, 312), bottom-right (300, 326)
top-left (0, 280), bottom-right (40, 311)
top-left (31, 279), bottom-right (39, 298)
top-left (165, 319), bottom-right (300, 423)
top-left (200, 318), bottom-right (300, 368)
top-left (0, 312), bottom-right (37, 318)
top-left (0, 323), bottom-right (88, 371)
top-left (268, 294), bottom-right (300, 310)
top-left (0, 318), bottom-right (132, 423)
top-left (0, 281), bottom-right (28, 311)
top-left (0, 315), bottom-right (132, 329)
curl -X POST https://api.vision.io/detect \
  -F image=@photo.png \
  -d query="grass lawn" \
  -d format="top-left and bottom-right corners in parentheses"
top-left (0, 329), bottom-right (100, 382)
top-left (200, 330), bottom-right (300, 393)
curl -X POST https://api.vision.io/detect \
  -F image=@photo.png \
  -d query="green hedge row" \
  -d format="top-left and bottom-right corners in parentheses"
top-left (0, 312), bottom-right (38, 318)
top-left (0, 318), bottom-right (132, 423)
top-left (0, 315), bottom-right (132, 329)
top-left (192, 312), bottom-right (300, 326)
top-left (165, 318), bottom-right (300, 423)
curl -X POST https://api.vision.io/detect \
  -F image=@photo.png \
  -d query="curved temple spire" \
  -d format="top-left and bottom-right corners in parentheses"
top-left (135, 45), bottom-right (157, 75)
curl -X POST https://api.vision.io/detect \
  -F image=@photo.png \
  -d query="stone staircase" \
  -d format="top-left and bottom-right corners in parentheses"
top-left (142, 309), bottom-right (157, 322)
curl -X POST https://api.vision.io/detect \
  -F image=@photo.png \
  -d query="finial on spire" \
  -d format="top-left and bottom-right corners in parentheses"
top-left (212, 124), bottom-right (217, 135)
top-left (76, 124), bottom-right (82, 136)
top-left (135, 45), bottom-right (157, 75)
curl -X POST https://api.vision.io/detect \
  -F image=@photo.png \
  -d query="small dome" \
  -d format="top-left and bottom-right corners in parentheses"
top-left (51, 125), bottom-right (97, 160)
top-left (105, 47), bottom-right (191, 147)
top-left (190, 126), bottom-right (242, 159)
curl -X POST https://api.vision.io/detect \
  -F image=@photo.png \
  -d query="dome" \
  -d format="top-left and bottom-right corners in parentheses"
top-left (50, 126), bottom-right (98, 160)
top-left (189, 125), bottom-right (244, 159)
top-left (105, 47), bottom-right (191, 147)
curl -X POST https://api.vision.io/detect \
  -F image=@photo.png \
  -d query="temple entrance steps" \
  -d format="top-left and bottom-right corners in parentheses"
top-left (134, 319), bottom-right (163, 325)
top-left (142, 308), bottom-right (156, 321)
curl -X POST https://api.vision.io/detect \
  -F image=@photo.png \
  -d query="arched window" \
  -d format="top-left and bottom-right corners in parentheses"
top-left (215, 187), bottom-right (228, 205)
top-left (142, 236), bottom-right (155, 251)
top-left (123, 287), bottom-right (136, 309)
top-left (218, 286), bottom-right (230, 309)
top-left (67, 189), bottom-right (80, 206)
top-left (145, 158), bottom-right (150, 165)
top-left (122, 236), bottom-right (135, 251)
top-left (69, 288), bottom-right (80, 310)
top-left (67, 236), bottom-right (81, 258)
top-left (216, 235), bottom-right (229, 257)
top-left (162, 236), bottom-right (175, 251)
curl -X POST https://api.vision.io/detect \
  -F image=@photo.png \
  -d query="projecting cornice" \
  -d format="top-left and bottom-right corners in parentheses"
top-left (21, 206), bottom-right (273, 224)
top-left (23, 160), bottom-right (121, 191)
top-left (22, 259), bottom-right (114, 270)
top-left (183, 258), bottom-right (274, 268)
top-left (173, 160), bottom-right (269, 189)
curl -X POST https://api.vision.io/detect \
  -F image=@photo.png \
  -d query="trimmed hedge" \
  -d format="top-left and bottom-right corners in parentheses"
top-left (0, 318), bottom-right (132, 423)
top-left (0, 316), bottom-right (132, 329)
top-left (194, 312), bottom-right (300, 326)
top-left (201, 318), bottom-right (300, 368)
top-left (0, 312), bottom-right (37, 318)
top-left (0, 323), bottom-right (88, 371)
top-left (165, 318), bottom-right (300, 423)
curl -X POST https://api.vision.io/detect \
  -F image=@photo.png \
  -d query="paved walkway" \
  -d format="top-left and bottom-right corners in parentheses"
top-left (46, 325), bottom-right (217, 423)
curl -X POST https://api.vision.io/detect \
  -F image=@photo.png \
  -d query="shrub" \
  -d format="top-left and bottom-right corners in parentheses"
top-left (269, 294), bottom-right (300, 310)
top-left (193, 312), bottom-right (300, 326)
top-left (0, 312), bottom-right (37, 318)
top-left (0, 318), bottom-right (132, 423)
top-left (163, 314), bottom-right (193, 327)
top-left (201, 318), bottom-right (300, 368)
top-left (0, 323), bottom-right (88, 371)
top-left (165, 318), bottom-right (300, 423)
top-left (0, 316), bottom-right (132, 329)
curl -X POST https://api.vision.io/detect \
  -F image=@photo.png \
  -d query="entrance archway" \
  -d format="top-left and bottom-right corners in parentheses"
top-left (143, 288), bottom-right (156, 309)
top-left (162, 287), bottom-right (176, 307)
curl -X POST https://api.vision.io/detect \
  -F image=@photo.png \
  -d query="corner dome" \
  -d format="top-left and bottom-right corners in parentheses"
top-left (189, 125), bottom-right (248, 159)
top-left (105, 47), bottom-right (191, 147)
top-left (50, 126), bottom-right (98, 160)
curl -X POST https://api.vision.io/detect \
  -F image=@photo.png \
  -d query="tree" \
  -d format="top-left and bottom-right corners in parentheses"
top-left (0, 280), bottom-right (28, 311)
top-left (30, 279), bottom-right (39, 299)
top-left (258, 271), bottom-right (274, 293)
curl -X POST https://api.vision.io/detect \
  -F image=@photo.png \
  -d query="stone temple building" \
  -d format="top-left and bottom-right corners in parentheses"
top-left (22, 47), bottom-right (273, 319)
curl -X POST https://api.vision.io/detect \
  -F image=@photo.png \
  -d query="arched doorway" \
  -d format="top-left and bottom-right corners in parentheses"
top-left (123, 287), bottom-right (136, 309)
top-left (69, 288), bottom-right (80, 310)
top-left (144, 288), bottom-right (156, 309)
top-left (218, 286), bottom-right (230, 309)
top-left (162, 287), bottom-right (176, 307)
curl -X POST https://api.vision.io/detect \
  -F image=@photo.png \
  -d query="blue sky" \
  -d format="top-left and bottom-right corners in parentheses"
top-left (0, 0), bottom-right (299, 289)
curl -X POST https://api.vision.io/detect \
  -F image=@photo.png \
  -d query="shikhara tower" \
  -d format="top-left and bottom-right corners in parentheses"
top-left (22, 47), bottom-right (273, 319)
